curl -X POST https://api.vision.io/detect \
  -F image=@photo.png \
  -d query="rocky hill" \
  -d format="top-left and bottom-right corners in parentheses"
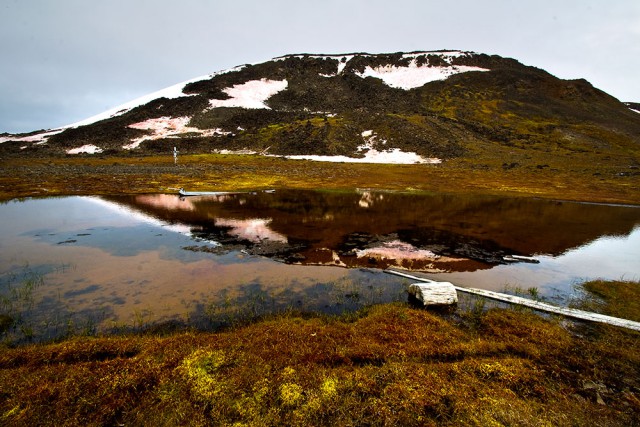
top-left (2, 50), bottom-right (640, 166)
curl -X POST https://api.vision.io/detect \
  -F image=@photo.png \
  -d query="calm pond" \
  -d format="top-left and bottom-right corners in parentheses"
top-left (1, 190), bottom-right (639, 341)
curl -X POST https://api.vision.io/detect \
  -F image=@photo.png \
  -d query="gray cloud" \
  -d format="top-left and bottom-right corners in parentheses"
top-left (1, 0), bottom-right (639, 133)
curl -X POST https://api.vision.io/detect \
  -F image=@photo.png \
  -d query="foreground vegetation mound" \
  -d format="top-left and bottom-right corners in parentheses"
top-left (1, 280), bottom-right (638, 426)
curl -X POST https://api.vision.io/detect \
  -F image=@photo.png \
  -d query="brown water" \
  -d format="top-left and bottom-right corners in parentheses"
top-left (1, 190), bottom-right (639, 342)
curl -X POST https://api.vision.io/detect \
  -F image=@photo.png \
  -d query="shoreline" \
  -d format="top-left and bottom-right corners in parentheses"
top-left (1, 153), bottom-right (639, 205)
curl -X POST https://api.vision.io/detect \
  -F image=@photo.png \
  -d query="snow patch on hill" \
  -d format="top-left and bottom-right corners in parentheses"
top-left (208, 79), bottom-right (288, 110)
top-left (356, 60), bottom-right (489, 90)
top-left (0, 129), bottom-right (64, 144)
top-left (66, 144), bottom-right (104, 154)
top-left (213, 149), bottom-right (440, 164)
top-left (285, 50), bottom-right (478, 80)
top-left (271, 149), bottom-right (440, 165)
top-left (402, 50), bottom-right (468, 60)
top-left (124, 116), bottom-right (230, 150)
top-left (1, 65), bottom-right (247, 145)
top-left (216, 127), bottom-right (441, 164)
top-left (65, 77), bottom-right (206, 129)
top-left (65, 65), bottom-right (247, 129)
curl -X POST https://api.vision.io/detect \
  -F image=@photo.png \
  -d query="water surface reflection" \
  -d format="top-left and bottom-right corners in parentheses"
top-left (106, 190), bottom-right (640, 272)
top-left (1, 191), bottom-right (639, 342)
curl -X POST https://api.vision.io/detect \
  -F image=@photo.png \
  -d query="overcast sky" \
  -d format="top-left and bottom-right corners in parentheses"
top-left (1, 0), bottom-right (639, 133)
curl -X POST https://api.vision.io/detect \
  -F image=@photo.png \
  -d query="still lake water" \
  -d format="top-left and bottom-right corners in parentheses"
top-left (1, 190), bottom-right (639, 341)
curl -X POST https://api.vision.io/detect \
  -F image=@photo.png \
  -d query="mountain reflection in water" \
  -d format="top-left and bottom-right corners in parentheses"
top-left (104, 190), bottom-right (640, 273)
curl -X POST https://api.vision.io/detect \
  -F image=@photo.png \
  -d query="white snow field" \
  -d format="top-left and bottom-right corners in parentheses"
top-left (207, 79), bottom-right (288, 110)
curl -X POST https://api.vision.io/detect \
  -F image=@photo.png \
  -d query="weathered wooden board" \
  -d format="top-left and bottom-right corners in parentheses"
top-left (178, 188), bottom-right (235, 197)
top-left (386, 269), bottom-right (640, 332)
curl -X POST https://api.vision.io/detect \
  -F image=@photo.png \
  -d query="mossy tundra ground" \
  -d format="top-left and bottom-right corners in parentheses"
top-left (1, 154), bottom-right (639, 425)
top-left (0, 280), bottom-right (639, 426)
top-left (1, 151), bottom-right (638, 204)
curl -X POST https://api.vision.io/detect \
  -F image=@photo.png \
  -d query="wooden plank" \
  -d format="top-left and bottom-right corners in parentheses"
top-left (177, 188), bottom-right (276, 197)
top-left (386, 269), bottom-right (640, 332)
top-left (178, 188), bottom-right (232, 196)
top-left (503, 255), bottom-right (540, 264)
